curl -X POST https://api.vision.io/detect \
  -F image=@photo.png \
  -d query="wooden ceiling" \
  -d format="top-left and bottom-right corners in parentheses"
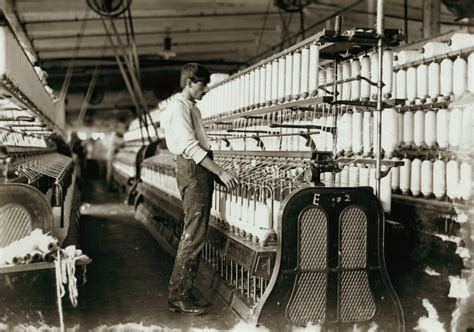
top-left (6, 0), bottom-right (464, 125)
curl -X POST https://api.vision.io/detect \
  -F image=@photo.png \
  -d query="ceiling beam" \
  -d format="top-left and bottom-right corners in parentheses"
top-left (21, 10), bottom-right (282, 24)
top-left (29, 26), bottom-right (274, 41)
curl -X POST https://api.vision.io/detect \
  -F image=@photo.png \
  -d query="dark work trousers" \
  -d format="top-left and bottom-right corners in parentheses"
top-left (168, 154), bottom-right (214, 301)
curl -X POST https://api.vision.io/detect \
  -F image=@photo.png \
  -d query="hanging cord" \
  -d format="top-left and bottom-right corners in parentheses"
top-left (75, 41), bottom-right (106, 126)
top-left (119, 12), bottom-right (158, 143)
top-left (124, 8), bottom-right (158, 142)
top-left (298, 0), bottom-right (305, 40)
top-left (102, 16), bottom-right (156, 144)
top-left (100, 17), bottom-right (146, 145)
top-left (126, 7), bottom-right (141, 85)
top-left (255, 0), bottom-right (272, 56)
top-left (54, 251), bottom-right (65, 332)
top-left (59, 7), bottom-right (90, 103)
top-left (54, 247), bottom-right (89, 331)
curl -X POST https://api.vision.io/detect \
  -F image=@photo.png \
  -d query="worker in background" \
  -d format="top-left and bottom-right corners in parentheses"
top-left (105, 131), bottom-right (123, 190)
top-left (69, 132), bottom-right (86, 179)
top-left (163, 63), bottom-right (239, 315)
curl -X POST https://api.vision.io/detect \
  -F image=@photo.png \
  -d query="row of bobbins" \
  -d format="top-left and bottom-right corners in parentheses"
top-left (394, 33), bottom-right (474, 104)
top-left (141, 165), bottom-right (179, 198)
top-left (211, 186), bottom-right (278, 247)
top-left (392, 157), bottom-right (472, 201)
top-left (200, 43), bottom-right (322, 118)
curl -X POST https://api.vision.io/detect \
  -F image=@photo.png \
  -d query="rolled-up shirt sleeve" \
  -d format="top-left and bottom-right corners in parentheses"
top-left (165, 101), bottom-right (208, 164)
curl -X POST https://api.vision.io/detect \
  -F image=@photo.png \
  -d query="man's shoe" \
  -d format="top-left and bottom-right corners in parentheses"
top-left (190, 293), bottom-right (210, 307)
top-left (168, 300), bottom-right (206, 316)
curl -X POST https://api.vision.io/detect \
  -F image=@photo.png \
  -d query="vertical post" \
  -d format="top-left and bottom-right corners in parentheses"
top-left (375, 0), bottom-right (384, 198)
top-left (423, 0), bottom-right (441, 39)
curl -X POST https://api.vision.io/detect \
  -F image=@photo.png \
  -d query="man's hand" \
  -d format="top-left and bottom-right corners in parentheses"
top-left (199, 156), bottom-right (240, 190)
top-left (218, 169), bottom-right (239, 190)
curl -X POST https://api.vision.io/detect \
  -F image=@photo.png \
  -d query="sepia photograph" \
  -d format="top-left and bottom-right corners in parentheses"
top-left (0, 0), bottom-right (472, 331)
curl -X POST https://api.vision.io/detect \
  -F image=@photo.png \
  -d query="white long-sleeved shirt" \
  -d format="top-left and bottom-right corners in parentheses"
top-left (162, 93), bottom-right (210, 164)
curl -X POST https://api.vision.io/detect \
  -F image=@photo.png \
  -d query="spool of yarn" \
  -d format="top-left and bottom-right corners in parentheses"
top-left (363, 111), bottom-right (372, 155)
top-left (360, 55), bottom-right (371, 100)
top-left (342, 112), bottom-right (353, 154)
top-left (336, 116), bottom-right (344, 154)
top-left (278, 57), bottom-right (286, 103)
top-left (468, 52), bottom-right (474, 93)
top-left (254, 68), bottom-right (261, 107)
top-left (446, 160), bottom-right (459, 200)
top-left (399, 157), bottom-right (412, 193)
top-left (352, 108), bottom-right (363, 154)
top-left (292, 50), bottom-right (302, 100)
top-left (449, 33), bottom-right (474, 51)
top-left (300, 46), bottom-right (310, 98)
top-left (324, 172), bottom-right (334, 185)
top-left (417, 64), bottom-right (428, 102)
top-left (396, 50), bottom-right (420, 65)
top-left (449, 107), bottom-right (462, 148)
top-left (271, 60), bottom-right (279, 104)
top-left (337, 63), bottom-right (343, 101)
top-left (318, 64), bottom-right (326, 96)
top-left (380, 165), bottom-right (392, 213)
top-left (342, 61), bottom-right (351, 100)
top-left (428, 62), bottom-right (440, 101)
top-left (398, 112), bottom-right (404, 144)
top-left (421, 160), bottom-right (433, 198)
top-left (225, 193), bottom-right (232, 225)
top-left (420, 42), bottom-right (450, 57)
top-left (236, 76), bottom-right (242, 110)
top-left (265, 62), bottom-right (272, 106)
top-left (453, 57), bottom-right (467, 97)
top-left (255, 200), bottom-right (272, 230)
top-left (351, 59), bottom-right (361, 100)
top-left (247, 198), bottom-right (256, 235)
top-left (334, 170), bottom-right (341, 186)
top-left (396, 70), bottom-right (407, 100)
top-left (341, 165), bottom-right (350, 185)
top-left (326, 66), bottom-right (335, 96)
top-left (424, 110), bottom-right (436, 147)
top-left (413, 110), bottom-right (425, 147)
top-left (436, 108), bottom-right (449, 149)
top-left (240, 197), bottom-right (249, 232)
top-left (406, 67), bottom-right (417, 103)
top-left (309, 43), bottom-right (320, 96)
top-left (433, 159), bottom-right (446, 200)
top-left (461, 105), bottom-right (472, 152)
top-left (410, 158), bottom-right (422, 197)
top-left (249, 70), bottom-right (256, 108)
top-left (440, 58), bottom-right (453, 99)
top-left (349, 165), bottom-right (359, 186)
top-left (392, 67), bottom-right (397, 99)
top-left (285, 54), bottom-right (293, 101)
top-left (370, 52), bottom-right (379, 100)
top-left (359, 166), bottom-right (370, 186)
top-left (391, 157), bottom-right (401, 191)
top-left (459, 161), bottom-right (472, 200)
top-left (382, 49), bottom-right (393, 98)
top-left (243, 73), bottom-right (249, 110)
top-left (381, 108), bottom-right (399, 157)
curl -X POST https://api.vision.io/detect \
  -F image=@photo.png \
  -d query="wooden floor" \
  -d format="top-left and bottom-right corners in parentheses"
top-left (0, 180), bottom-right (241, 330)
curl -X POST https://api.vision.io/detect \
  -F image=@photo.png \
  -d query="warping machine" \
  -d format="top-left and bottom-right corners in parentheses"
top-left (135, 23), bottom-right (409, 330)
top-left (0, 19), bottom-right (80, 260)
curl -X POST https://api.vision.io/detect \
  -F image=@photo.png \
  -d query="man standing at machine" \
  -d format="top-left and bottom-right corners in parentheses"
top-left (163, 63), bottom-right (239, 315)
